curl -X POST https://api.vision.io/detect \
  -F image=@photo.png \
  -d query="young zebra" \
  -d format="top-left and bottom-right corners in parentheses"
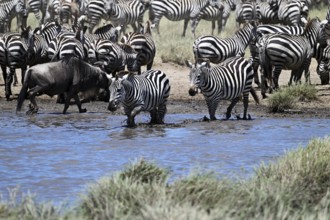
top-left (185, 56), bottom-right (259, 121)
top-left (149, 0), bottom-right (222, 37)
top-left (0, 0), bottom-right (26, 33)
top-left (120, 21), bottom-right (156, 74)
top-left (193, 22), bottom-right (255, 64)
top-left (258, 18), bottom-right (321, 98)
top-left (108, 70), bottom-right (171, 127)
top-left (104, 0), bottom-right (149, 34)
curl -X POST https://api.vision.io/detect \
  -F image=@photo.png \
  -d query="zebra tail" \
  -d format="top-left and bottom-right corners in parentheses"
top-left (16, 69), bottom-right (31, 112)
top-left (250, 87), bottom-right (260, 105)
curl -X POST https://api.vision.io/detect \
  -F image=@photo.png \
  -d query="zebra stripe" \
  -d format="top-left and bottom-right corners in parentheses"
top-left (149, 0), bottom-right (222, 37)
top-left (255, 0), bottom-right (280, 24)
top-left (258, 18), bottom-right (321, 98)
top-left (120, 21), bottom-right (156, 74)
top-left (85, 0), bottom-right (107, 32)
top-left (317, 44), bottom-right (330, 85)
top-left (185, 56), bottom-right (259, 120)
top-left (236, 1), bottom-right (257, 27)
top-left (48, 35), bottom-right (85, 61)
top-left (108, 70), bottom-right (171, 127)
top-left (276, 0), bottom-right (309, 26)
top-left (193, 22), bottom-right (254, 64)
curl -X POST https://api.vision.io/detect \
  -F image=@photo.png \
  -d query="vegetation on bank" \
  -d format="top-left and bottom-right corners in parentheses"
top-left (266, 84), bottom-right (319, 112)
top-left (1, 136), bottom-right (330, 219)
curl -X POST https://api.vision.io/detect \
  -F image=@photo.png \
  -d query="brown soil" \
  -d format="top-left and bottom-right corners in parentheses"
top-left (1, 60), bottom-right (330, 119)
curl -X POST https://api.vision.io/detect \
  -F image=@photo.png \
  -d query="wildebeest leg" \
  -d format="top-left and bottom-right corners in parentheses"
top-left (26, 86), bottom-right (44, 114)
top-left (226, 97), bottom-right (240, 120)
top-left (72, 93), bottom-right (87, 113)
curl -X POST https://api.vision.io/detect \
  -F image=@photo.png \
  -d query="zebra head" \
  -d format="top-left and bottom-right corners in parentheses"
top-left (108, 72), bottom-right (128, 111)
top-left (185, 59), bottom-right (211, 96)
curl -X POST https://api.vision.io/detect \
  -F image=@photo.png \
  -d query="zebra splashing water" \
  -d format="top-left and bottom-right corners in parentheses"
top-left (185, 56), bottom-right (259, 121)
top-left (108, 70), bottom-right (171, 127)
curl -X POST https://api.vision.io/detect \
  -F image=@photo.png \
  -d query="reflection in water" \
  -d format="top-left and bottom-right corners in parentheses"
top-left (0, 111), bottom-right (329, 204)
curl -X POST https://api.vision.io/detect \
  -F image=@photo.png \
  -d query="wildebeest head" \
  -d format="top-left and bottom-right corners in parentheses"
top-left (108, 71), bottom-right (129, 112)
top-left (185, 59), bottom-right (211, 96)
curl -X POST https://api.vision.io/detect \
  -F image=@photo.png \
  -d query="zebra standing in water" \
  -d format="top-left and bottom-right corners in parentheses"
top-left (185, 56), bottom-right (259, 121)
top-left (120, 21), bottom-right (156, 74)
top-left (108, 70), bottom-right (171, 127)
top-left (258, 18), bottom-right (321, 98)
top-left (0, 0), bottom-right (26, 33)
top-left (149, 0), bottom-right (222, 37)
top-left (193, 22), bottom-right (255, 64)
top-left (104, 0), bottom-right (150, 34)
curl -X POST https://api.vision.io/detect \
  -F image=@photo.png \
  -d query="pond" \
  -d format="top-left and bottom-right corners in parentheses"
top-left (0, 111), bottom-right (329, 203)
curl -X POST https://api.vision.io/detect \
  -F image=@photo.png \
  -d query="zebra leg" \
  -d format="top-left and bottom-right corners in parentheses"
top-left (206, 100), bottom-right (218, 121)
top-left (242, 93), bottom-right (251, 120)
top-left (1, 65), bottom-right (7, 86)
top-left (273, 67), bottom-right (282, 90)
top-left (182, 19), bottom-right (189, 37)
top-left (157, 104), bottom-right (167, 124)
top-left (5, 67), bottom-right (15, 101)
top-left (226, 97), bottom-right (239, 120)
top-left (149, 109), bottom-right (158, 124)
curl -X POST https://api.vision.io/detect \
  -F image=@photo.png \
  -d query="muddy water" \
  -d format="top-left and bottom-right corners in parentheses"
top-left (0, 111), bottom-right (329, 203)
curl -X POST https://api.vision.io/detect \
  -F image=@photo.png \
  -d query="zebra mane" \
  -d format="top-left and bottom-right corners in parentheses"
top-left (303, 17), bottom-right (320, 34)
top-left (94, 24), bottom-right (115, 35)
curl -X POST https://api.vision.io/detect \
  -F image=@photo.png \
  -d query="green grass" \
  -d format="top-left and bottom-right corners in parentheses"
top-left (267, 84), bottom-right (319, 112)
top-left (1, 137), bottom-right (330, 219)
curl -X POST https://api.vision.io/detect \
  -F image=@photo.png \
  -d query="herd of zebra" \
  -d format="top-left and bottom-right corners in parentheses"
top-left (0, 0), bottom-right (330, 125)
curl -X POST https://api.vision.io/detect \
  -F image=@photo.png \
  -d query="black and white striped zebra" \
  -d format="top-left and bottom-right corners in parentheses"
top-left (120, 21), bottom-right (156, 74)
top-left (24, 0), bottom-right (48, 26)
top-left (255, 0), bottom-right (280, 25)
top-left (149, 0), bottom-right (222, 37)
top-left (235, 1), bottom-right (258, 28)
top-left (250, 24), bottom-right (305, 86)
top-left (2, 27), bottom-right (35, 100)
top-left (104, 0), bottom-right (149, 34)
top-left (218, 0), bottom-right (236, 33)
top-left (273, 0), bottom-right (309, 26)
top-left (84, 0), bottom-right (108, 33)
top-left (0, 0), bottom-right (26, 33)
top-left (193, 22), bottom-right (255, 64)
top-left (88, 39), bottom-right (139, 75)
top-left (258, 18), bottom-right (321, 98)
top-left (108, 70), bottom-right (171, 127)
top-left (316, 44), bottom-right (330, 85)
top-left (193, 4), bottom-right (223, 35)
top-left (185, 56), bottom-right (259, 120)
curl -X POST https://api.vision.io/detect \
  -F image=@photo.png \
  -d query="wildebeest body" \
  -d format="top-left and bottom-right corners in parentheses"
top-left (16, 58), bottom-right (110, 114)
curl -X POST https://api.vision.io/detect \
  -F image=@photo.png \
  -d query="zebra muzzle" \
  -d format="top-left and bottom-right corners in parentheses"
top-left (108, 102), bottom-right (117, 112)
top-left (189, 87), bottom-right (198, 96)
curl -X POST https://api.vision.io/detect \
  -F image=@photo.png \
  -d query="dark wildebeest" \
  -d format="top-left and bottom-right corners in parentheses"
top-left (16, 57), bottom-right (111, 114)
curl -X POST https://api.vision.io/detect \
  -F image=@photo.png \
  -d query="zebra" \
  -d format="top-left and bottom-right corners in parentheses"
top-left (255, 0), bottom-right (280, 25)
top-left (84, 0), bottom-right (108, 33)
top-left (104, 0), bottom-right (150, 34)
top-left (149, 0), bottom-right (222, 37)
top-left (272, 0), bottom-right (309, 26)
top-left (2, 27), bottom-right (35, 100)
top-left (316, 44), bottom-right (330, 85)
top-left (235, 1), bottom-right (258, 28)
top-left (108, 70), bottom-right (171, 127)
top-left (88, 39), bottom-right (140, 76)
top-left (193, 22), bottom-right (255, 64)
top-left (218, 0), bottom-right (237, 33)
top-left (193, 4), bottom-right (224, 35)
top-left (24, 0), bottom-right (48, 26)
top-left (257, 18), bottom-right (321, 98)
top-left (250, 24), bottom-right (305, 86)
top-left (0, 0), bottom-right (26, 33)
top-left (185, 56), bottom-right (259, 121)
top-left (120, 21), bottom-right (156, 74)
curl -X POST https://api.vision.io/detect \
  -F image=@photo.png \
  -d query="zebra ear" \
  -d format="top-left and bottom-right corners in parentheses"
top-left (185, 60), bottom-right (193, 69)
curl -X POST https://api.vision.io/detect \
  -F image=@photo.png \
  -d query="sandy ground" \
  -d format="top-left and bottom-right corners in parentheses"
top-left (0, 60), bottom-right (330, 119)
